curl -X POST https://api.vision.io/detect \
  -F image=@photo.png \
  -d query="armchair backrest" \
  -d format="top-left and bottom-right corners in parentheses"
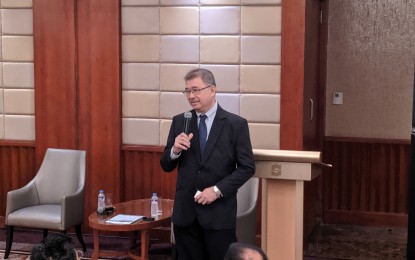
top-left (34, 148), bottom-right (86, 205)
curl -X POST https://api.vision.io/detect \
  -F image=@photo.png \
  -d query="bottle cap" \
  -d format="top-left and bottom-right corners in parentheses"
top-left (99, 189), bottom-right (104, 193)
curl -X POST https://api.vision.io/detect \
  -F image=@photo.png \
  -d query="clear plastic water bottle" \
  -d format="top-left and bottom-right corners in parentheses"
top-left (97, 190), bottom-right (105, 214)
top-left (151, 192), bottom-right (159, 218)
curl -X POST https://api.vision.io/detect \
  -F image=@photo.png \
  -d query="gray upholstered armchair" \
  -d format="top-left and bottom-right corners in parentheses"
top-left (4, 148), bottom-right (87, 259)
top-left (236, 177), bottom-right (259, 244)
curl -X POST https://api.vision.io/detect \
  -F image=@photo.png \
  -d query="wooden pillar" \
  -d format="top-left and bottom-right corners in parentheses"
top-left (33, 0), bottom-right (78, 157)
top-left (33, 0), bottom-right (121, 222)
top-left (76, 0), bottom-right (121, 222)
top-left (280, 0), bottom-right (306, 150)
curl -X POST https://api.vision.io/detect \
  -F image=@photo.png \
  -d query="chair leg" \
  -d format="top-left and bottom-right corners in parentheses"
top-left (172, 243), bottom-right (178, 260)
top-left (43, 229), bottom-right (48, 238)
top-left (5, 225), bottom-right (14, 259)
top-left (130, 231), bottom-right (140, 249)
top-left (75, 225), bottom-right (87, 252)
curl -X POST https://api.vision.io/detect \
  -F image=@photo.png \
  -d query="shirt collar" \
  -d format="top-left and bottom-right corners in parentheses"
top-left (196, 102), bottom-right (218, 119)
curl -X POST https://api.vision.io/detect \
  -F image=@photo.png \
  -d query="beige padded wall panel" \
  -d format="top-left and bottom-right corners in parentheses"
top-left (121, 1), bottom-right (282, 149)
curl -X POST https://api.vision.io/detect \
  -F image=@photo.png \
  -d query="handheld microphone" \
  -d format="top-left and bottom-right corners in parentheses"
top-left (183, 111), bottom-right (192, 135)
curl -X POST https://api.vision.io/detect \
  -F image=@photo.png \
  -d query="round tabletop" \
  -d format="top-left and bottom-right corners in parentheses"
top-left (88, 198), bottom-right (174, 232)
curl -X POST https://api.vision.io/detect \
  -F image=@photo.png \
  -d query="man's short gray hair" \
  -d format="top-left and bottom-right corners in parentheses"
top-left (184, 68), bottom-right (216, 87)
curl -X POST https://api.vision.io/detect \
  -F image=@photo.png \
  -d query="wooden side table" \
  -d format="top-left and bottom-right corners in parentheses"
top-left (88, 199), bottom-right (174, 260)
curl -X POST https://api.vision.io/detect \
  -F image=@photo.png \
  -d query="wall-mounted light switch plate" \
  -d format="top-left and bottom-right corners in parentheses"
top-left (333, 92), bottom-right (343, 105)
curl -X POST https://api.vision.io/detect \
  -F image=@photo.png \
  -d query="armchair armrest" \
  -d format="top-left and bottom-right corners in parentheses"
top-left (236, 203), bottom-right (258, 244)
top-left (6, 180), bottom-right (39, 218)
top-left (61, 186), bottom-right (85, 228)
top-left (237, 201), bottom-right (258, 229)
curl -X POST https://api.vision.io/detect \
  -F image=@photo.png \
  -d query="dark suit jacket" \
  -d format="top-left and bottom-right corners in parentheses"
top-left (160, 105), bottom-right (255, 230)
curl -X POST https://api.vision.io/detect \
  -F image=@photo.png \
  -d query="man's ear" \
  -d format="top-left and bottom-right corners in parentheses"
top-left (210, 85), bottom-right (216, 95)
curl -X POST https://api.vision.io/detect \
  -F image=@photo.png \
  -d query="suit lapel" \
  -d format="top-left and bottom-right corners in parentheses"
top-left (201, 106), bottom-right (226, 163)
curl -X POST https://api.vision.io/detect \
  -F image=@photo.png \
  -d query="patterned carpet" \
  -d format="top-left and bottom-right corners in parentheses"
top-left (0, 229), bottom-right (172, 260)
top-left (0, 253), bottom-right (29, 259)
top-left (0, 241), bottom-right (115, 259)
top-left (0, 241), bottom-right (172, 260)
top-left (304, 224), bottom-right (407, 260)
top-left (1, 225), bottom-right (406, 259)
top-left (0, 242), bottom-right (31, 259)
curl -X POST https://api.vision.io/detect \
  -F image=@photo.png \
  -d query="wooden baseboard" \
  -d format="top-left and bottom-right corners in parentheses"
top-left (324, 210), bottom-right (407, 227)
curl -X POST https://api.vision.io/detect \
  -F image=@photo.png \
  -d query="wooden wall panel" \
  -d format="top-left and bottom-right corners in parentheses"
top-left (33, 0), bottom-right (121, 223)
top-left (120, 146), bottom-right (177, 242)
top-left (323, 137), bottom-right (410, 227)
top-left (0, 142), bottom-right (36, 227)
top-left (122, 146), bottom-right (177, 202)
top-left (76, 0), bottom-right (121, 222)
top-left (280, 0), bottom-right (305, 150)
top-left (33, 0), bottom-right (77, 164)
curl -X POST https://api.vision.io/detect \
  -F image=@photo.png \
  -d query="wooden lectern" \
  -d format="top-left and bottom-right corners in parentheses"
top-left (253, 149), bottom-right (329, 260)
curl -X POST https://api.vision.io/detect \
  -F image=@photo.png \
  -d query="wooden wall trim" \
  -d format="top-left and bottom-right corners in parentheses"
top-left (280, 0), bottom-right (306, 150)
top-left (0, 141), bottom-right (35, 147)
top-left (123, 145), bottom-right (165, 153)
top-left (324, 210), bottom-right (407, 227)
top-left (325, 136), bottom-right (410, 145)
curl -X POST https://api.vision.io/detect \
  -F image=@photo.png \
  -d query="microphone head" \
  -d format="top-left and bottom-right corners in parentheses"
top-left (183, 111), bottom-right (192, 135)
top-left (184, 111), bottom-right (192, 119)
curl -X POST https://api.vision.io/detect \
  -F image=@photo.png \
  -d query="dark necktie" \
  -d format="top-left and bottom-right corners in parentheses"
top-left (199, 115), bottom-right (207, 153)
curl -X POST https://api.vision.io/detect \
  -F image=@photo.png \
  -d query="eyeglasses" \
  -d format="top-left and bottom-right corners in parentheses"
top-left (182, 85), bottom-right (212, 96)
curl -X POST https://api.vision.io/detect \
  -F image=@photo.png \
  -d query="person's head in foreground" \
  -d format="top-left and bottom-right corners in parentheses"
top-left (30, 233), bottom-right (81, 260)
top-left (224, 242), bottom-right (268, 260)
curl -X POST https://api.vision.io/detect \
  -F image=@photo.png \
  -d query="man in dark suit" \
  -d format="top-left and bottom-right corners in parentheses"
top-left (160, 68), bottom-right (255, 260)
